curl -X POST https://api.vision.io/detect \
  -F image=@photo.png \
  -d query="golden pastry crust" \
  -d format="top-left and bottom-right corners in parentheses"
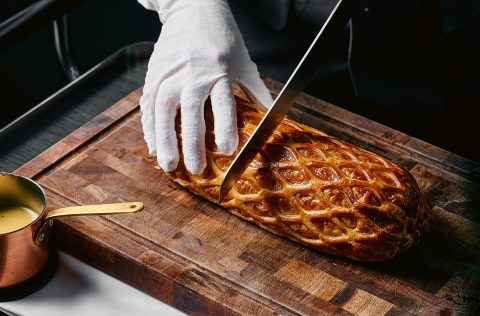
top-left (149, 85), bottom-right (432, 261)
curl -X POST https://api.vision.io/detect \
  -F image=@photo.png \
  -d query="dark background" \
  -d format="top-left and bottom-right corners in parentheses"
top-left (0, 0), bottom-right (160, 128)
top-left (1, 0), bottom-right (478, 163)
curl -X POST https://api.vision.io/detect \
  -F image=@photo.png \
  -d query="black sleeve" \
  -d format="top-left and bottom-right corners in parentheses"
top-left (229, 0), bottom-right (291, 30)
top-left (441, 0), bottom-right (480, 33)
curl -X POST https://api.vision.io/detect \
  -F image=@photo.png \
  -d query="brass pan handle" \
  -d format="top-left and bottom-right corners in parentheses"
top-left (45, 202), bottom-right (143, 220)
top-left (35, 202), bottom-right (144, 245)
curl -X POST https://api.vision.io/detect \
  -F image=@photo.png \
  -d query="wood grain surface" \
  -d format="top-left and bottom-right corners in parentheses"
top-left (15, 79), bottom-right (480, 315)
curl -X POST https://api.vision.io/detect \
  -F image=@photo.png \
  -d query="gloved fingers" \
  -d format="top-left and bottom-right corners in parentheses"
top-left (237, 66), bottom-right (274, 109)
top-left (140, 46), bottom-right (166, 156)
top-left (210, 78), bottom-right (239, 155)
top-left (180, 87), bottom-right (208, 174)
top-left (154, 86), bottom-right (180, 172)
top-left (140, 92), bottom-right (157, 155)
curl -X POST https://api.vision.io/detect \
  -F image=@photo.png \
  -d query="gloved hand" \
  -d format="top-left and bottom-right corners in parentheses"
top-left (138, 0), bottom-right (273, 174)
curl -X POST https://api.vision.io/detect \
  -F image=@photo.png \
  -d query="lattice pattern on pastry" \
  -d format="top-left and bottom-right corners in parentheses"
top-left (156, 86), bottom-right (431, 261)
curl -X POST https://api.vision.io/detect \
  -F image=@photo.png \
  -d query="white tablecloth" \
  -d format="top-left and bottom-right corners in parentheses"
top-left (0, 252), bottom-right (184, 316)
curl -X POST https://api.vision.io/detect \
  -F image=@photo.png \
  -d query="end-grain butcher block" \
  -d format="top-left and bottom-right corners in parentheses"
top-left (152, 85), bottom-right (432, 262)
top-left (18, 80), bottom-right (480, 314)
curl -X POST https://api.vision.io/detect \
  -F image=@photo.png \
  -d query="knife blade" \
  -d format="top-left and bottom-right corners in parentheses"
top-left (219, 0), bottom-right (361, 202)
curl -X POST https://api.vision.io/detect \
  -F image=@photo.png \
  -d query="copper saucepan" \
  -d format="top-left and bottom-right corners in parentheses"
top-left (0, 172), bottom-right (143, 300)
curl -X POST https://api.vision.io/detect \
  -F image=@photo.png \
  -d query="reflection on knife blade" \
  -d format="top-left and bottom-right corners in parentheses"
top-left (218, 0), bottom-right (361, 202)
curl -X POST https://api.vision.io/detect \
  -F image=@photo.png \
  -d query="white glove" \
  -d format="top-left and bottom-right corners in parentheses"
top-left (138, 0), bottom-right (273, 174)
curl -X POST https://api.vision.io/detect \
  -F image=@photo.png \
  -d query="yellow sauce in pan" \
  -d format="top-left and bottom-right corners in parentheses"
top-left (0, 202), bottom-right (39, 234)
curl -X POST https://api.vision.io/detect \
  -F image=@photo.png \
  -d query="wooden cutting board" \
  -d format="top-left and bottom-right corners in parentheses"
top-left (16, 79), bottom-right (480, 315)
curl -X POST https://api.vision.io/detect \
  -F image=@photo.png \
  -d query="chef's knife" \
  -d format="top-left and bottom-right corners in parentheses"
top-left (219, 0), bottom-right (361, 202)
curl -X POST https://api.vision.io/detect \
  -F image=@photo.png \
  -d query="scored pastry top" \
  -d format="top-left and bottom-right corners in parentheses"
top-left (150, 85), bottom-right (432, 262)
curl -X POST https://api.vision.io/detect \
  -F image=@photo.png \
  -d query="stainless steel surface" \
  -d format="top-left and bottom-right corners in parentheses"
top-left (0, 306), bottom-right (19, 316)
top-left (0, 252), bottom-right (185, 316)
top-left (0, 42), bottom-right (153, 143)
top-left (219, 0), bottom-right (360, 201)
top-left (53, 15), bottom-right (80, 81)
top-left (0, 41), bottom-right (153, 171)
